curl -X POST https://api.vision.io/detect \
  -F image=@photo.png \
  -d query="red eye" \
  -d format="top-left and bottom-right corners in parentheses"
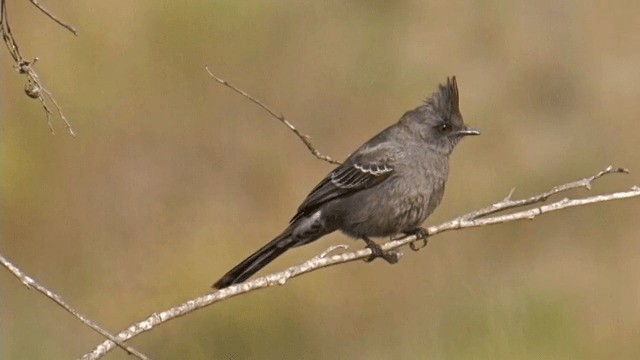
top-left (438, 123), bottom-right (452, 133)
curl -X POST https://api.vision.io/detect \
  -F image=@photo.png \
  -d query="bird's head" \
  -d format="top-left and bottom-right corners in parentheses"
top-left (400, 76), bottom-right (480, 154)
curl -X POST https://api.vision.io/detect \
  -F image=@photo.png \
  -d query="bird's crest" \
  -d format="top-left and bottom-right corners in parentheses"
top-left (425, 76), bottom-right (459, 117)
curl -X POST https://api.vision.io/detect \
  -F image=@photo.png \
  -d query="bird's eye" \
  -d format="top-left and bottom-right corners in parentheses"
top-left (438, 123), bottom-right (452, 133)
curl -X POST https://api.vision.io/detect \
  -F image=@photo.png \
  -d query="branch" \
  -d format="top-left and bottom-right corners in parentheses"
top-left (460, 165), bottom-right (630, 220)
top-left (80, 165), bottom-right (640, 359)
top-left (28, 0), bottom-right (78, 35)
top-left (0, 252), bottom-right (150, 360)
top-left (0, 0), bottom-right (76, 136)
top-left (205, 66), bottom-right (341, 165)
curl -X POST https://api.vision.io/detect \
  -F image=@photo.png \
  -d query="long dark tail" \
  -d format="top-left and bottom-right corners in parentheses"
top-left (213, 227), bottom-right (294, 289)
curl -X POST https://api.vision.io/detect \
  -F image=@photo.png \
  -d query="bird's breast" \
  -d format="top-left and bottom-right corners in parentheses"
top-left (393, 153), bottom-right (448, 226)
top-left (332, 169), bottom-right (446, 238)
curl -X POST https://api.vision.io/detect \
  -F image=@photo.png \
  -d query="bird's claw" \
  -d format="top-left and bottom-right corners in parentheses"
top-left (409, 239), bottom-right (428, 251)
top-left (362, 237), bottom-right (399, 264)
top-left (407, 227), bottom-right (429, 252)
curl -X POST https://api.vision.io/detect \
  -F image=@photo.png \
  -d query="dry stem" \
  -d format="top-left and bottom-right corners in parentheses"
top-left (1, 0), bottom-right (76, 136)
top-left (0, 253), bottom-right (150, 359)
top-left (205, 67), bottom-right (341, 165)
top-left (80, 165), bottom-right (640, 360)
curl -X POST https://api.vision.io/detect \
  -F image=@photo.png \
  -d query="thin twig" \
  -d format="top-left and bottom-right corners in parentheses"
top-left (0, 253), bottom-right (150, 360)
top-left (41, 84), bottom-right (76, 136)
top-left (28, 0), bottom-right (78, 35)
top-left (0, 0), bottom-right (76, 136)
top-left (461, 165), bottom-right (629, 220)
top-left (80, 165), bottom-right (640, 360)
top-left (205, 66), bottom-right (342, 165)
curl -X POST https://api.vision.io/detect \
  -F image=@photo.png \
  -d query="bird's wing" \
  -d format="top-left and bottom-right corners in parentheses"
top-left (291, 143), bottom-right (401, 223)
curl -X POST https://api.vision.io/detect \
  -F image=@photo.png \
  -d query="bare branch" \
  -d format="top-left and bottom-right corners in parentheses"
top-left (1, 0), bottom-right (76, 136)
top-left (28, 0), bottom-right (78, 35)
top-left (0, 253), bottom-right (150, 360)
top-left (461, 165), bottom-right (629, 220)
top-left (80, 165), bottom-right (640, 359)
top-left (205, 66), bottom-right (342, 165)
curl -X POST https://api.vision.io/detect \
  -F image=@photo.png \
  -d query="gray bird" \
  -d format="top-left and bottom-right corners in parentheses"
top-left (213, 76), bottom-right (479, 289)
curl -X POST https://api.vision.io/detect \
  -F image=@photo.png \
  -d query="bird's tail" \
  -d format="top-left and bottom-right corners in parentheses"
top-left (213, 227), bottom-right (295, 289)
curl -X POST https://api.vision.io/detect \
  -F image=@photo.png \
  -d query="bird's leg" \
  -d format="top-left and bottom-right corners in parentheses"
top-left (362, 236), bottom-right (399, 264)
top-left (404, 227), bottom-right (429, 251)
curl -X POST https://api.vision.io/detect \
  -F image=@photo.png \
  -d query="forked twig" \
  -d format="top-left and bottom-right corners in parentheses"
top-left (80, 165), bottom-right (640, 360)
top-left (461, 165), bottom-right (629, 220)
top-left (1, 0), bottom-right (76, 136)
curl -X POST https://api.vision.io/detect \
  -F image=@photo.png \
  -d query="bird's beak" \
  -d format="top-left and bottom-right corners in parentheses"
top-left (456, 127), bottom-right (481, 136)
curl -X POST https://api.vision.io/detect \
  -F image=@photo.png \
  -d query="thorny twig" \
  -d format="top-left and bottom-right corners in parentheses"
top-left (1, 0), bottom-right (76, 136)
top-left (205, 66), bottom-right (342, 165)
top-left (0, 253), bottom-right (150, 360)
top-left (80, 165), bottom-right (640, 360)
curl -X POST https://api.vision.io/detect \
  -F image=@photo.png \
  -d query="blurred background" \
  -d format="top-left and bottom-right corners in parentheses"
top-left (2, 1), bottom-right (639, 359)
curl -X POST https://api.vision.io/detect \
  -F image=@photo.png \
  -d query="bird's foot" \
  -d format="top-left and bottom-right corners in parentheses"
top-left (405, 227), bottom-right (429, 251)
top-left (362, 236), bottom-right (399, 264)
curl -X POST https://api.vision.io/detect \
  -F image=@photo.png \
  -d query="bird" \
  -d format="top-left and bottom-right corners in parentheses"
top-left (213, 76), bottom-right (479, 289)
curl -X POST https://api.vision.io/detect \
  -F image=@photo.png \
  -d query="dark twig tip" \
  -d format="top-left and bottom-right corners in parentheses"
top-left (28, 0), bottom-right (78, 35)
top-left (604, 165), bottom-right (628, 174)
